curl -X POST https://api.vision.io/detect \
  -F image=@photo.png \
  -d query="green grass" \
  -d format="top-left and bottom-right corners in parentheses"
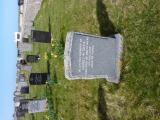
top-left (22, 0), bottom-right (160, 120)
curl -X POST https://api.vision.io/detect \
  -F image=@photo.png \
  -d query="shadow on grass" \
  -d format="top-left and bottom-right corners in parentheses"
top-left (98, 83), bottom-right (109, 120)
top-left (96, 0), bottom-right (117, 36)
top-left (48, 16), bottom-right (52, 32)
top-left (46, 85), bottom-right (58, 120)
top-left (96, 1), bottom-right (116, 119)
top-left (60, 31), bottom-right (65, 50)
top-left (31, 113), bottom-right (35, 120)
top-left (97, 0), bottom-right (123, 86)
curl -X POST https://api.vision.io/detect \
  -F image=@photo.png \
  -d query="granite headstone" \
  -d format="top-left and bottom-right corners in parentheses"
top-left (26, 55), bottom-right (40, 63)
top-left (31, 30), bottom-right (51, 43)
top-left (29, 73), bottom-right (48, 85)
top-left (64, 32), bottom-right (123, 83)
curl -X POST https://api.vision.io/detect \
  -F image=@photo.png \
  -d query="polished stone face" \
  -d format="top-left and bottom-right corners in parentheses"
top-left (20, 86), bottom-right (29, 94)
top-left (64, 32), bottom-right (123, 83)
top-left (31, 30), bottom-right (51, 43)
top-left (29, 73), bottom-right (48, 85)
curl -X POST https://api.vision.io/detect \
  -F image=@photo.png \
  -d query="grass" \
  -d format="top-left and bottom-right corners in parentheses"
top-left (21, 0), bottom-right (160, 120)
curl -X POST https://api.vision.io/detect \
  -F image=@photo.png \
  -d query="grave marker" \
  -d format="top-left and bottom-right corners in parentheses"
top-left (29, 73), bottom-right (48, 85)
top-left (31, 30), bottom-right (51, 43)
top-left (21, 65), bottom-right (32, 72)
top-left (64, 32), bottom-right (123, 83)
top-left (15, 100), bottom-right (29, 117)
top-left (28, 99), bottom-right (47, 113)
top-left (20, 86), bottom-right (29, 94)
top-left (19, 74), bottom-right (25, 82)
top-left (26, 55), bottom-right (40, 63)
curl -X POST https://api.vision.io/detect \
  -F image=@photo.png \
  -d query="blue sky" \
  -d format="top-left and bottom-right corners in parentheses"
top-left (0, 0), bottom-right (17, 120)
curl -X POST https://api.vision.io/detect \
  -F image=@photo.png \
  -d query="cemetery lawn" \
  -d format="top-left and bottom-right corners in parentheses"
top-left (23, 0), bottom-right (160, 120)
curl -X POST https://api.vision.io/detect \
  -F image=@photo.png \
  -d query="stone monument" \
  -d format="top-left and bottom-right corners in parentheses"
top-left (64, 32), bottom-right (123, 83)
top-left (31, 30), bottom-right (51, 43)
top-left (29, 73), bottom-right (48, 85)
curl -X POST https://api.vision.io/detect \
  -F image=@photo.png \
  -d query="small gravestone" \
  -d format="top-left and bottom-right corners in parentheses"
top-left (17, 50), bottom-right (21, 57)
top-left (31, 30), bottom-right (51, 43)
top-left (20, 86), bottom-right (29, 94)
top-left (14, 96), bottom-right (24, 102)
top-left (64, 32), bottom-right (123, 83)
top-left (16, 81), bottom-right (28, 95)
top-left (20, 59), bottom-right (27, 65)
top-left (19, 74), bottom-right (25, 82)
top-left (28, 99), bottom-right (47, 113)
top-left (21, 65), bottom-right (32, 72)
top-left (15, 110), bottom-right (26, 118)
top-left (26, 55), bottom-right (40, 63)
top-left (29, 73), bottom-right (48, 85)
top-left (18, 43), bottom-right (32, 52)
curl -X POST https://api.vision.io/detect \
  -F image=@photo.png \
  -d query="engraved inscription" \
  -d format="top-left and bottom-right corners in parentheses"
top-left (78, 37), bottom-right (94, 75)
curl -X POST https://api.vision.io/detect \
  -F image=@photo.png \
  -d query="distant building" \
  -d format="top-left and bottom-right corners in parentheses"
top-left (21, 0), bottom-right (43, 38)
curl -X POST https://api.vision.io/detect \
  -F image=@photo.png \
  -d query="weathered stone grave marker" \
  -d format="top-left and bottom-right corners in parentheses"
top-left (15, 99), bottom-right (47, 118)
top-left (28, 99), bottom-right (47, 113)
top-left (18, 42), bottom-right (33, 52)
top-left (21, 65), bottom-right (32, 72)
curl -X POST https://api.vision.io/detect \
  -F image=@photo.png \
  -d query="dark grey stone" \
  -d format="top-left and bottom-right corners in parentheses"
top-left (26, 55), bottom-right (40, 63)
top-left (31, 30), bottom-right (51, 43)
top-left (64, 32), bottom-right (123, 83)
top-left (29, 73), bottom-right (48, 85)
top-left (20, 86), bottom-right (29, 94)
top-left (18, 43), bottom-right (32, 52)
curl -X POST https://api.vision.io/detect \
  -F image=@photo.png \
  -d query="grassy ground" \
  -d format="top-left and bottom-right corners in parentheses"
top-left (22, 0), bottom-right (160, 120)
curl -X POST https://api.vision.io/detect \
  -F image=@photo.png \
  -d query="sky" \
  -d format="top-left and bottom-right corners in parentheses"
top-left (0, 0), bottom-right (17, 120)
